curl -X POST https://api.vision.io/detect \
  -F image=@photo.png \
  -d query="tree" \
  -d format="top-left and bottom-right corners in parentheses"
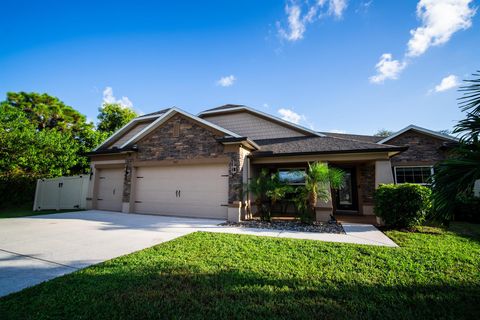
top-left (245, 169), bottom-right (293, 221)
top-left (374, 129), bottom-right (394, 137)
top-left (2, 92), bottom-right (88, 133)
top-left (97, 103), bottom-right (137, 134)
top-left (294, 162), bottom-right (344, 223)
top-left (0, 104), bottom-right (80, 177)
top-left (0, 92), bottom-right (106, 176)
top-left (431, 71), bottom-right (480, 222)
top-left (438, 129), bottom-right (452, 136)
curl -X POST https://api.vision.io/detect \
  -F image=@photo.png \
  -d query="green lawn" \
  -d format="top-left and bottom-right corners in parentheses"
top-left (1, 223), bottom-right (479, 319)
top-left (0, 205), bottom-right (84, 218)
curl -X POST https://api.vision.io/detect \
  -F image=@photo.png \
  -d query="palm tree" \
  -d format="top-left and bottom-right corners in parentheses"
top-left (295, 162), bottom-right (344, 222)
top-left (432, 71), bottom-right (480, 222)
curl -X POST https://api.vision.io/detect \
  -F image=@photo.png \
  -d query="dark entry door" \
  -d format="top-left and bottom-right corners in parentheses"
top-left (335, 167), bottom-right (358, 211)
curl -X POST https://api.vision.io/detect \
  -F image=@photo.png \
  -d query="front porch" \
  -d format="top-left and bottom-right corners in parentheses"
top-left (244, 153), bottom-right (395, 222)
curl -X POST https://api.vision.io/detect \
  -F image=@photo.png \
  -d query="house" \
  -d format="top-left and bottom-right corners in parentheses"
top-left (86, 104), bottom-right (458, 222)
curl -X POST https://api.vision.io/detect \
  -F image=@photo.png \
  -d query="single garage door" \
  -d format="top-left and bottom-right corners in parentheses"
top-left (96, 168), bottom-right (124, 212)
top-left (134, 164), bottom-right (229, 219)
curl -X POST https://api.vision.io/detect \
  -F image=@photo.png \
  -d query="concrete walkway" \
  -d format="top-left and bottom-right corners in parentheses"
top-left (0, 210), bottom-right (396, 297)
top-left (201, 223), bottom-right (398, 247)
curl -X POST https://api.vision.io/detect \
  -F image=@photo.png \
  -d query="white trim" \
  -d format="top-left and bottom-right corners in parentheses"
top-left (93, 118), bottom-right (138, 151)
top-left (198, 106), bottom-right (324, 137)
top-left (393, 165), bottom-right (434, 185)
top-left (378, 125), bottom-right (458, 144)
top-left (93, 113), bottom-right (166, 151)
top-left (120, 107), bottom-right (241, 149)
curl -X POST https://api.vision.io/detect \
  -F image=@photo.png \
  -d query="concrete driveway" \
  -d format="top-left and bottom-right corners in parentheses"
top-left (0, 210), bottom-right (223, 297)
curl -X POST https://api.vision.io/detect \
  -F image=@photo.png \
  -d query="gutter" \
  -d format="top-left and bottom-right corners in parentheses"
top-left (249, 146), bottom-right (408, 158)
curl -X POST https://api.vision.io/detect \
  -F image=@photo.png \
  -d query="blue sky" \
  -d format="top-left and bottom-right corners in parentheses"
top-left (0, 0), bottom-right (478, 134)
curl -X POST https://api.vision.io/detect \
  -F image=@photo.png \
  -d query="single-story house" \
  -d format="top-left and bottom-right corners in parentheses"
top-left (86, 104), bottom-right (458, 221)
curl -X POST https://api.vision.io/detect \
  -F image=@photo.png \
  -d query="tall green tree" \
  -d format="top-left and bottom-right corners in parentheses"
top-left (0, 92), bottom-right (105, 175)
top-left (432, 71), bottom-right (480, 222)
top-left (374, 129), bottom-right (394, 137)
top-left (3, 92), bottom-right (88, 132)
top-left (97, 103), bottom-right (137, 134)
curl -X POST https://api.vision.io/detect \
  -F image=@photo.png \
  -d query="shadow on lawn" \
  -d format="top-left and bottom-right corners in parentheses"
top-left (1, 265), bottom-right (479, 320)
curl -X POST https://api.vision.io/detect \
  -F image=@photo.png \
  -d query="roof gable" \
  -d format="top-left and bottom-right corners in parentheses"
top-left (94, 113), bottom-right (162, 151)
top-left (198, 105), bottom-right (324, 139)
top-left (377, 125), bottom-right (459, 144)
top-left (118, 108), bottom-right (241, 149)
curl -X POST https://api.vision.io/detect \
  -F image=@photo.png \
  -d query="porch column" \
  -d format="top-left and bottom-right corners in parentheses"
top-left (375, 160), bottom-right (394, 187)
top-left (315, 183), bottom-right (333, 222)
top-left (315, 162), bottom-right (333, 222)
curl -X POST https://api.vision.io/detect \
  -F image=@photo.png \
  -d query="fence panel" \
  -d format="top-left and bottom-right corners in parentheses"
top-left (33, 175), bottom-right (90, 211)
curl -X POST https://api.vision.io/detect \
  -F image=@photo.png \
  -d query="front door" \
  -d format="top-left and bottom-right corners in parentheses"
top-left (335, 167), bottom-right (358, 211)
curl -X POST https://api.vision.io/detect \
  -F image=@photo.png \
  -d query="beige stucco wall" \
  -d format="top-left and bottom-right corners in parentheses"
top-left (203, 112), bottom-right (305, 140)
top-left (375, 160), bottom-right (394, 187)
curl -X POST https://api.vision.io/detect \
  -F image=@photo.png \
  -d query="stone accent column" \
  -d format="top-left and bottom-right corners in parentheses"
top-left (360, 160), bottom-right (394, 216)
top-left (122, 158), bottom-right (133, 213)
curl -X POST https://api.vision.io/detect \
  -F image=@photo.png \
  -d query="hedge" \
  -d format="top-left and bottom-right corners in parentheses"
top-left (374, 183), bottom-right (432, 229)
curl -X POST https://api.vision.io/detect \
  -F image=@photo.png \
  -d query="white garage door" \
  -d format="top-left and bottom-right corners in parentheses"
top-left (96, 168), bottom-right (124, 212)
top-left (134, 164), bottom-right (229, 219)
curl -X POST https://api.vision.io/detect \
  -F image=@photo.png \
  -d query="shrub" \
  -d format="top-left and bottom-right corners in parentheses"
top-left (0, 174), bottom-right (38, 209)
top-left (454, 194), bottom-right (480, 223)
top-left (374, 183), bottom-right (432, 229)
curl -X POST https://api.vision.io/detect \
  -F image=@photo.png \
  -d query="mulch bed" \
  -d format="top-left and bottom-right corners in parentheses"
top-left (220, 220), bottom-right (345, 234)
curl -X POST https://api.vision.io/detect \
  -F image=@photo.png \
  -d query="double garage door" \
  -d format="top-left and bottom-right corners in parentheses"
top-left (96, 164), bottom-right (229, 219)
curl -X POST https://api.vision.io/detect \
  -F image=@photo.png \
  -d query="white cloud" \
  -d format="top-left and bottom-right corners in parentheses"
top-left (278, 0), bottom-right (348, 42)
top-left (279, 4), bottom-right (306, 41)
top-left (370, 0), bottom-right (476, 83)
top-left (102, 86), bottom-right (133, 108)
top-left (278, 108), bottom-right (305, 124)
top-left (328, 129), bottom-right (347, 134)
top-left (433, 74), bottom-right (459, 92)
top-left (369, 53), bottom-right (407, 84)
top-left (328, 0), bottom-right (348, 18)
top-left (356, 0), bottom-right (372, 14)
top-left (407, 0), bottom-right (476, 57)
top-left (216, 75), bottom-right (236, 87)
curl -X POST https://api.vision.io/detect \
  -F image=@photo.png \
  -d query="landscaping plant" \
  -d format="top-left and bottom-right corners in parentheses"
top-left (246, 169), bottom-right (292, 221)
top-left (294, 162), bottom-right (344, 223)
top-left (431, 71), bottom-right (480, 222)
top-left (374, 183), bottom-right (432, 229)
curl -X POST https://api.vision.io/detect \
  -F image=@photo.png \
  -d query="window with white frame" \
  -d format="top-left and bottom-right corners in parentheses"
top-left (394, 166), bottom-right (434, 185)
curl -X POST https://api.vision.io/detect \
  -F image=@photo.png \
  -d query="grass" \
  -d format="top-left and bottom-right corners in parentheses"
top-left (0, 223), bottom-right (479, 319)
top-left (0, 204), bottom-right (84, 218)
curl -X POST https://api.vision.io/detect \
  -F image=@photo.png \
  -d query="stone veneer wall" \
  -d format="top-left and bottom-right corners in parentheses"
top-left (136, 114), bottom-right (225, 161)
top-left (122, 157), bottom-right (134, 203)
top-left (125, 113), bottom-right (245, 203)
top-left (388, 131), bottom-right (449, 166)
top-left (358, 162), bottom-right (375, 205)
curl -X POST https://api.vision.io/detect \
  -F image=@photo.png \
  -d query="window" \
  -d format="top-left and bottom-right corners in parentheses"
top-left (278, 168), bottom-right (306, 185)
top-left (394, 166), bottom-right (434, 185)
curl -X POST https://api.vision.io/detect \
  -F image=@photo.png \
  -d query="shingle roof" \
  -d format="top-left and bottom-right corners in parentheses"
top-left (137, 108), bottom-right (171, 118)
top-left (201, 104), bottom-right (247, 113)
top-left (251, 136), bottom-right (406, 157)
top-left (319, 132), bottom-right (382, 143)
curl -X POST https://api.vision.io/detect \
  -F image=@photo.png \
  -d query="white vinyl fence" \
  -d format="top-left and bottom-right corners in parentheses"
top-left (33, 175), bottom-right (90, 211)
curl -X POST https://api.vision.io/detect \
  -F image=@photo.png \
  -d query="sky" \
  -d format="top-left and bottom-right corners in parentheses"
top-left (0, 0), bottom-right (478, 135)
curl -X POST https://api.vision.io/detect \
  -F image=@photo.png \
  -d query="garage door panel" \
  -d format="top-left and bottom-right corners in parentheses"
top-left (134, 164), bottom-right (228, 219)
